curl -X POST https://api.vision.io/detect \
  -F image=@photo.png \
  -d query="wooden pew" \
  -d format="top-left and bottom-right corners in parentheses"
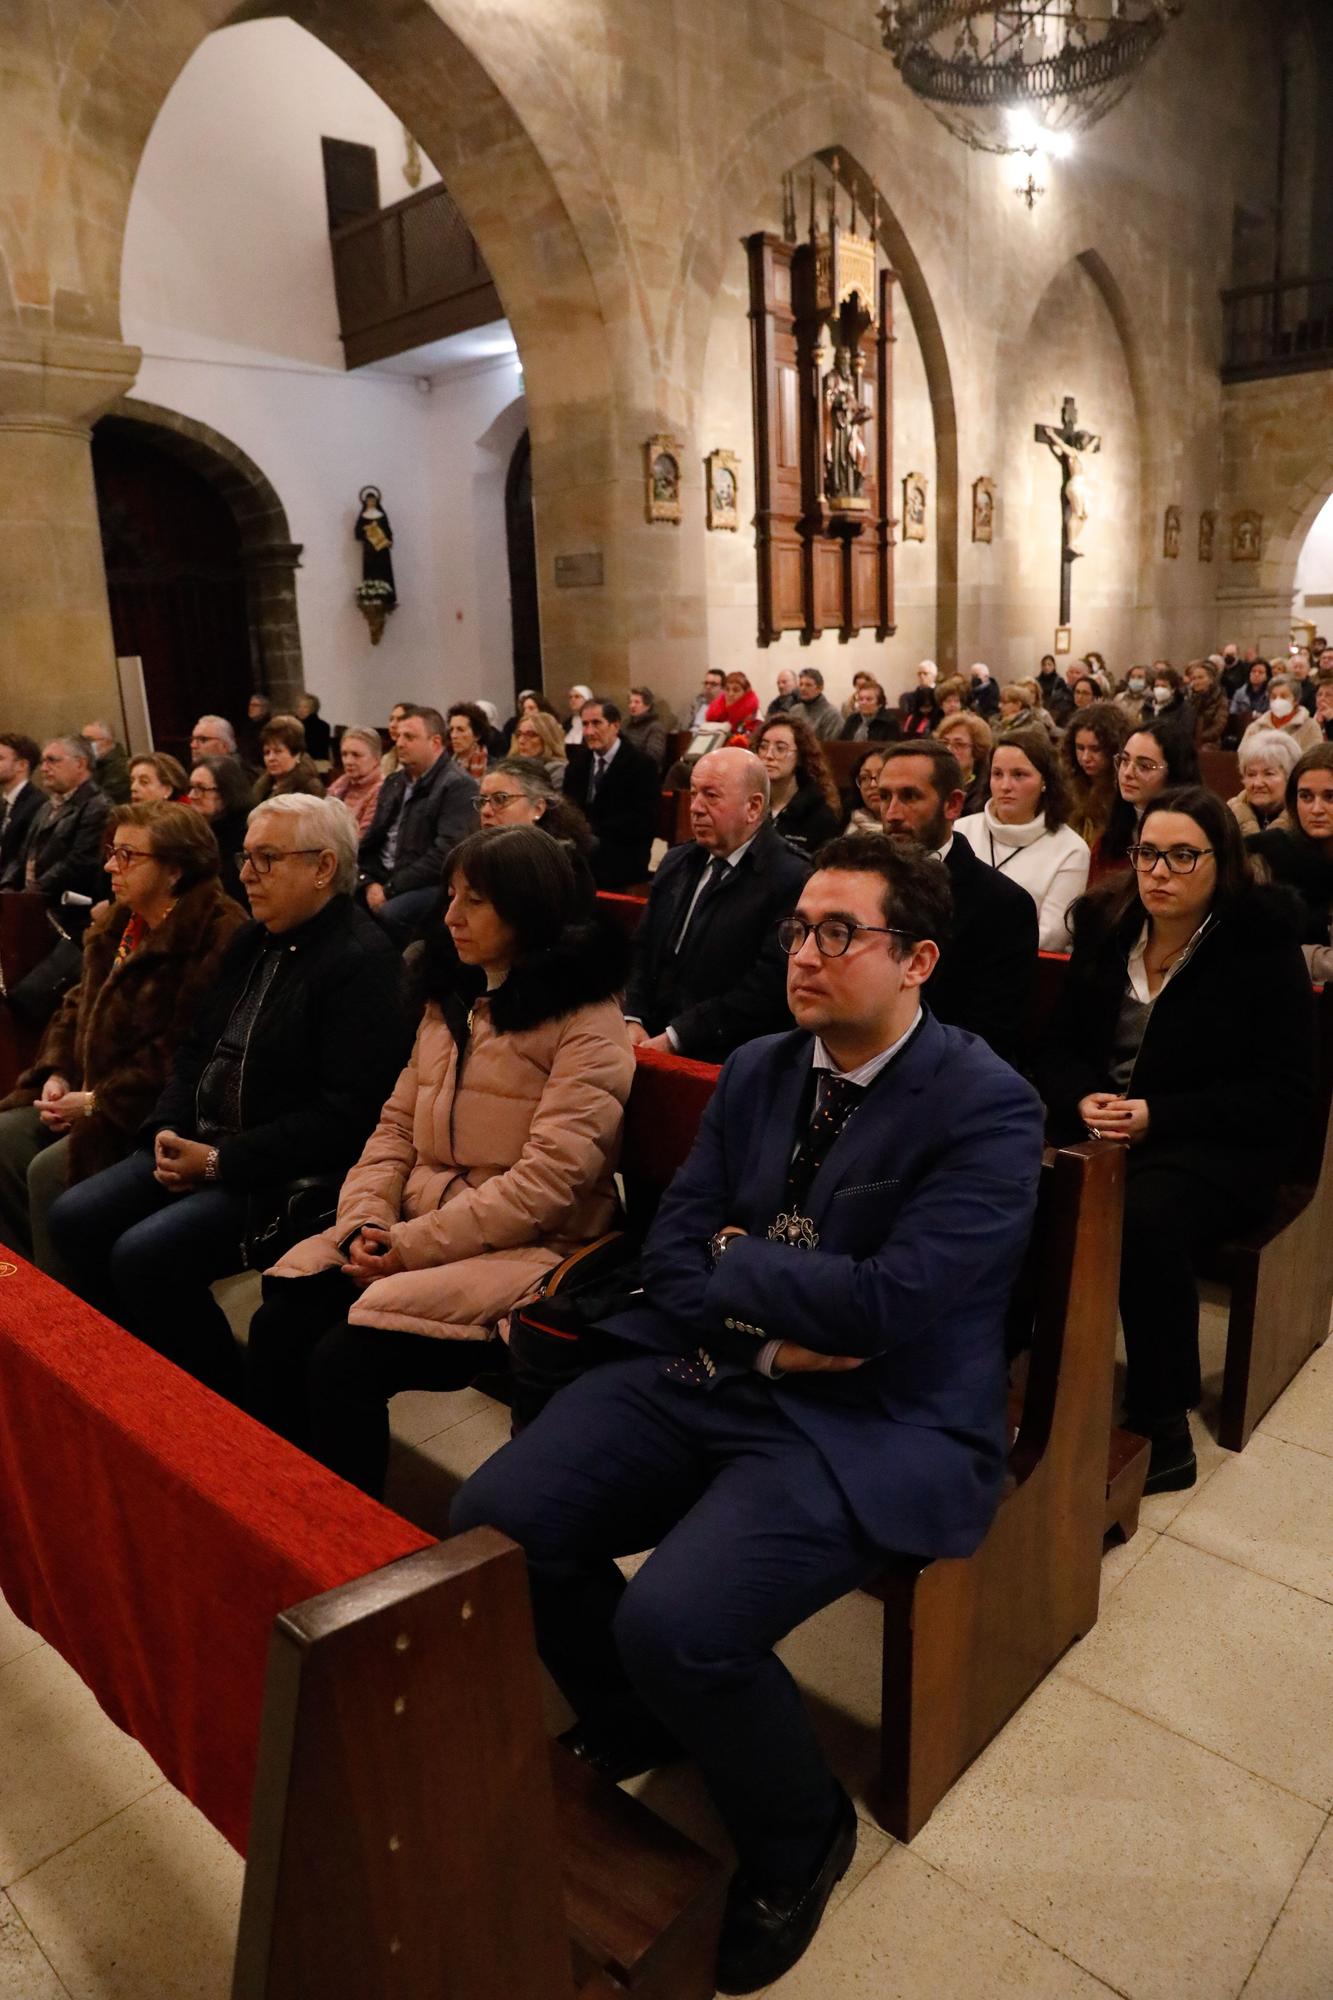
top-left (624, 1051), bottom-right (1135, 1841)
top-left (597, 890), bottom-right (650, 940)
top-left (0, 889), bottom-right (56, 1092)
top-left (0, 1256), bottom-right (725, 1999)
top-left (1199, 746), bottom-right (1240, 802)
top-left (1204, 982), bottom-right (1333, 1447)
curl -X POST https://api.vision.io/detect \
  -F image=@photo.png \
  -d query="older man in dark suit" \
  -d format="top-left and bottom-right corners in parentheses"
top-left (454, 836), bottom-right (1044, 1994)
top-left (624, 747), bottom-right (810, 1061)
top-left (561, 698), bottom-right (660, 889)
top-left (876, 740), bottom-right (1037, 1063)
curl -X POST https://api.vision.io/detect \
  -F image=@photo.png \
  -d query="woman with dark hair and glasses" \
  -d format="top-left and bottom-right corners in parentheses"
top-left (188, 754), bottom-right (255, 904)
top-left (1035, 785), bottom-right (1314, 1494)
top-left (247, 824), bottom-right (634, 1496)
top-left (1095, 721), bottom-right (1199, 878)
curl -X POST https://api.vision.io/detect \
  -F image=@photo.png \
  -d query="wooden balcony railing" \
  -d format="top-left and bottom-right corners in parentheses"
top-left (1222, 275), bottom-right (1333, 383)
top-left (330, 180), bottom-right (503, 369)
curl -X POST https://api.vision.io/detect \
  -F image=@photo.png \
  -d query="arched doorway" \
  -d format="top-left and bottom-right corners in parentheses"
top-left (505, 430), bottom-right (542, 704)
top-left (92, 427), bottom-right (254, 763)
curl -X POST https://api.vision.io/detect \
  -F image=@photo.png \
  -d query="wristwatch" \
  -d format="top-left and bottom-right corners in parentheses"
top-left (708, 1228), bottom-right (737, 1268)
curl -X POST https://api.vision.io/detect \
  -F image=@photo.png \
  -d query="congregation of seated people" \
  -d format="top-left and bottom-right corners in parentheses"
top-left (0, 635), bottom-right (1329, 1994)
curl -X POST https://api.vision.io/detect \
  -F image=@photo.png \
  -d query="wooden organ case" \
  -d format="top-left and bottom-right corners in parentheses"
top-left (747, 184), bottom-right (897, 645)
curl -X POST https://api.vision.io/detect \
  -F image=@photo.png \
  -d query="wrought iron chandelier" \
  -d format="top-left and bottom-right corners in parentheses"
top-left (879, 2), bottom-right (1182, 156)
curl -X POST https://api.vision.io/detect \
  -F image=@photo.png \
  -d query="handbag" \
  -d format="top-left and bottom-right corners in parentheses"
top-left (506, 1231), bottom-right (643, 1428)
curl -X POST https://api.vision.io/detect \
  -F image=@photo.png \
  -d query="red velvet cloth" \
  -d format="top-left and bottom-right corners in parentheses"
top-left (0, 1257), bottom-right (433, 1853)
top-left (625, 1046), bottom-right (720, 1192)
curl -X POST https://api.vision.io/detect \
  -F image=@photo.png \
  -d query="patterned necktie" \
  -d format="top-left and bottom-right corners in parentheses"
top-left (588, 753), bottom-right (606, 802)
top-left (787, 1074), bottom-right (864, 1210)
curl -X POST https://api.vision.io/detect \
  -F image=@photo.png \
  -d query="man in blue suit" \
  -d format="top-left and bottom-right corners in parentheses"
top-left (453, 834), bottom-right (1044, 1994)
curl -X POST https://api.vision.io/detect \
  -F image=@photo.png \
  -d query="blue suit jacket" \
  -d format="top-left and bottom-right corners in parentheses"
top-left (602, 1011), bottom-right (1045, 1560)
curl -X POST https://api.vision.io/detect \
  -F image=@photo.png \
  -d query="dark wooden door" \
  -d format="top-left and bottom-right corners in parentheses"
top-left (92, 427), bottom-right (253, 767)
top-left (505, 430), bottom-right (542, 703)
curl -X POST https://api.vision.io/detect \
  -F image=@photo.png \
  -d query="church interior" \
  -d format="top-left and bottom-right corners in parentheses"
top-left (1, 1), bottom-right (1332, 1995)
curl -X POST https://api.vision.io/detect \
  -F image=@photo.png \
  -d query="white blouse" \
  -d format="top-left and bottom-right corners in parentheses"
top-left (956, 806), bottom-right (1091, 951)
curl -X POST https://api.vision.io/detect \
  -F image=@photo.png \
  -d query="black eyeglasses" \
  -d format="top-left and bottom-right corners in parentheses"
top-left (235, 847), bottom-right (325, 876)
top-left (1127, 843), bottom-right (1214, 875)
top-left (472, 792), bottom-right (526, 813)
top-left (777, 916), bottom-right (917, 958)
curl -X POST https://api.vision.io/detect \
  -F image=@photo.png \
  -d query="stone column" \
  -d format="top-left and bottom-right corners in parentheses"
top-left (0, 331), bottom-right (141, 740)
top-left (241, 540), bottom-right (306, 713)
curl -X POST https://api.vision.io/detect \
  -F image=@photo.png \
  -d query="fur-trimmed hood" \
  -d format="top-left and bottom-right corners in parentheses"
top-left (417, 912), bottom-right (629, 1037)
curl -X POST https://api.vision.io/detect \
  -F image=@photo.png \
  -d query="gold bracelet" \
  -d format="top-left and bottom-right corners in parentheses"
top-left (84, 1091), bottom-right (95, 1118)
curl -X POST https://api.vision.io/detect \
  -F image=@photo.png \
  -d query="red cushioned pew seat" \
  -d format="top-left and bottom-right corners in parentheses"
top-left (0, 1254), bottom-right (433, 1852)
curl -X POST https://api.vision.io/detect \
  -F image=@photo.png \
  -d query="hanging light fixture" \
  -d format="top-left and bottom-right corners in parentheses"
top-left (879, 2), bottom-right (1183, 156)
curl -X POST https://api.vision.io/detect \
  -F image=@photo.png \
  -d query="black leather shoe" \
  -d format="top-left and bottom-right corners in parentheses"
top-left (556, 1719), bottom-right (686, 1783)
top-left (715, 1791), bottom-right (858, 1994)
top-left (1127, 1413), bottom-right (1197, 1495)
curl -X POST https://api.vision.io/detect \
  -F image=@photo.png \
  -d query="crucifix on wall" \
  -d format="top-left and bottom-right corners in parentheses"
top-left (1034, 394), bottom-right (1101, 627)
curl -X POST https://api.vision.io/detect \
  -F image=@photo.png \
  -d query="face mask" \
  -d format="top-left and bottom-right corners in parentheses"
top-left (1128, 676), bottom-right (1146, 695)
top-left (1152, 686), bottom-right (1172, 708)
top-left (1270, 695), bottom-right (1295, 719)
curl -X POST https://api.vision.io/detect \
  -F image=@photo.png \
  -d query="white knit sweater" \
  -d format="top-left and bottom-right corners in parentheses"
top-left (956, 806), bottom-right (1091, 951)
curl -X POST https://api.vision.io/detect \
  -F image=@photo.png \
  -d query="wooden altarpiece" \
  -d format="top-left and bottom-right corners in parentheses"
top-left (747, 195), bottom-right (897, 644)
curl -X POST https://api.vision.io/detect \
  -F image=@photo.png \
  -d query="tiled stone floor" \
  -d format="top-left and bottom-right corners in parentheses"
top-left (0, 1288), bottom-right (1328, 1998)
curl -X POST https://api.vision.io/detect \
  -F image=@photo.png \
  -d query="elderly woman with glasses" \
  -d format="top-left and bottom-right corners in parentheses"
top-left (1035, 786), bottom-right (1314, 1496)
top-left (0, 804), bottom-right (246, 1278)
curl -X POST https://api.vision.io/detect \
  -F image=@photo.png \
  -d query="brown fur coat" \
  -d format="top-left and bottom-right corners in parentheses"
top-left (1, 879), bottom-right (248, 1181)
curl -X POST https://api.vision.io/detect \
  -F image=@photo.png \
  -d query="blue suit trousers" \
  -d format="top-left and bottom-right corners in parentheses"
top-left (452, 1354), bottom-right (884, 1881)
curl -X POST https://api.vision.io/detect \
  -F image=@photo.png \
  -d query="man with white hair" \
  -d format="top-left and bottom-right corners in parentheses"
top-left (81, 718), bottom-right (131, 802)
top-left (968, 662), bottom-right (999, 718)
top-left (49, 794), bottom-right (412, 1401)
top-left (624, 748), bottom-right (811, 1059)
top-left (189, 714), bottom-right (237, 762)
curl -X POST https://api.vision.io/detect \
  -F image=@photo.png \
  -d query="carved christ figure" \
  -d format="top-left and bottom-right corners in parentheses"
top-left (1034, 397), bottom-right (1101, 559)
top-left (824, 347), bottom-right (872, 502)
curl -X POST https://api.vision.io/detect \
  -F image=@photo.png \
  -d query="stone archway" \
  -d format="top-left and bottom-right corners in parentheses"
top-left (103, 398), bottom-right (305, 709)
top-left (6, 0), bottom-right (624, 719)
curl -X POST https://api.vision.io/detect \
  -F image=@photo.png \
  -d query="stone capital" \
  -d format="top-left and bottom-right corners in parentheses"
top-left (0, 330), bottom-right (141, 433)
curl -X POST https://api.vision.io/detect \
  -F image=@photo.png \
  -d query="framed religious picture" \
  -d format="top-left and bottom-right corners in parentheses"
top-left (705, 449), bottom-right (740, 531)
top-left (1232, 509), bottom-right (1262, 562)
top-left (1163, 505), bottom-right (1181, 559)
top-left (971, 476), bottom-right (995, 544)
top-left (902, 471), bottom-right (927, 543)
top-left (1198, 510), bottom-right (1217, 562)
top-left (1054, 625), bottom-right (1072, 655)
top-left (645, 436), bottom-right (683, 524)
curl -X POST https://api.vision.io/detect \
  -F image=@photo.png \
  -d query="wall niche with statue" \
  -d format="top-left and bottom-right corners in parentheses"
top-left (746, 160), bottom-right (897, 644)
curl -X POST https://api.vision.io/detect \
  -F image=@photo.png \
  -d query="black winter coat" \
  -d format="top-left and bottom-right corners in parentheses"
top-left (0, 782), bottom-right (46, 890)
top-left (1034, 887), bottom-right (1316, 1196)
top-left (927, 834), bottom-right (1037, 1065)
top-left (770, 781), bottom-right (841, 854)
top-left (623, 820), bottom-right (812, 1059)
top-left (147, 894), bottom-right (412, 1191)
